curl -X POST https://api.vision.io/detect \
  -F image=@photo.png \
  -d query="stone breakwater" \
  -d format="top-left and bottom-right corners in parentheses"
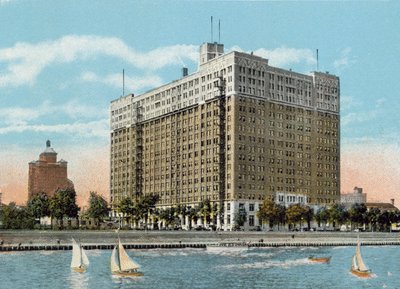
top-left (0, 230), bottom-right (399, 252)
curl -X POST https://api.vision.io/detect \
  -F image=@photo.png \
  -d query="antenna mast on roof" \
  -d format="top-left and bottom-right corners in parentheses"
top-left (122, 69), bottom-right (125, 96)
top-left (218, 19), bottom-right (221, 43)
top-left (316, 49), bottom-right (319, 71)
top-left (211, 16), bottom-right (213, 42)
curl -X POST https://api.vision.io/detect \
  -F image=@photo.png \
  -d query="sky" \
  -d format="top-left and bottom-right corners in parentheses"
top-left (0, 0), bottom-right (399, 207)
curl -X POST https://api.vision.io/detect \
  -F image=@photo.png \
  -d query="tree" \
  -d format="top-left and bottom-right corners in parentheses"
top-left (86, 192), bottom-right (109, 228)
top-left (276, 204), bottom-right (286, 230)
top-left (348, 203), bottom-right (367, 230)
top-left (328, 204), bottom-right (348, 227)
top-left (377, 210), bottom-right (390, 232)
top-left (286, 204), bottom-right (305, 230)
top-left (314, 206), bottom-right (329, 228)
top-left (366, 207), bottom-right (380, 232)
top-left (257, 199), bottom-right (280, 229)
top-left (27, 192), bottom-right (50, 226)
top-left (199, 199), bottom-right (212, 226)
top-left (234, 205), bottom-right (247, 229)
top-left (49, 188), bottom-right (80, 229)
top-left (187, 206), bottom-right (198, 229)
top-left (117, 196), bottom-right (136, 228)
top-left (136, 194), bottom-right (159, 228)
top-left (303, 205), bottom-right (314, 230)
top-left (159, 207), bottom-right (176, 228)
top-left (0, 202), bottom-right (35, 229)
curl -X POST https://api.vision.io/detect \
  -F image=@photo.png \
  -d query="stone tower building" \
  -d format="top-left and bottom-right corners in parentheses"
top-left (28, 140), bottom-right (74, 198)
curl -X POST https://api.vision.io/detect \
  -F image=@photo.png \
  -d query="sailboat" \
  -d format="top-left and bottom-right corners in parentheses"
top-left (350, 239), bottom-right (372, 278)
top-left (110, 239), bottom-right (143, 277)
top-left (71, 238), bottom-right (89, 273)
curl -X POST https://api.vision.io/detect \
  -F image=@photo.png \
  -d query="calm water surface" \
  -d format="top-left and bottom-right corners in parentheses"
top-left (1, 246), bottom-right (399, 289)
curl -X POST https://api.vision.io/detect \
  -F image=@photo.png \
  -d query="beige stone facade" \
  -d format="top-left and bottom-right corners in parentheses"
top-left (28, 140), bottom-right (74, 198)
top-left (110, 42), bottom-right (340, 230)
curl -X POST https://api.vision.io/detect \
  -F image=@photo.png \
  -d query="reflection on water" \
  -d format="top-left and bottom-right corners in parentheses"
top-left (0, 246), bottom-right (399, 289)
top-left (68, 271), bottom-right (89, 289)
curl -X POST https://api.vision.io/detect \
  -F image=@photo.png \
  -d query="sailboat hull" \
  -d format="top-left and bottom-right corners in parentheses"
top-left (112, 270), bottom-right (144, 277)
top-left (350, 268), bottom-right (372, 278)
top-left (72, 266), bottom-right (87, 273)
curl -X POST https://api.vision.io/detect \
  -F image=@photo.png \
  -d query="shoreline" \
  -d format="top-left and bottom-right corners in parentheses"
top-left (1, 230), bottom-right (399, 251)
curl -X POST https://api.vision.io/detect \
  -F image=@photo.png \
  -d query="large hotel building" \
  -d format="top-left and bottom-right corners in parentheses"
top-left (110, 42), bottom-right (340, 230)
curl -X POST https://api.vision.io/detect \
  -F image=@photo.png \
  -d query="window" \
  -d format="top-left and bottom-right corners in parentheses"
top-left (249, 215), bottom-right (254, 226)
top-left (249, 203), bottom-right (255, 212)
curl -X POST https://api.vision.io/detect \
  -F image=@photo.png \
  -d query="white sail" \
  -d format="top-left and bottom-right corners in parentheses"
top-left (118, 240), bottom-right (140, 271)
top-left (71, 239), bottom-right (82, 268)
top-left (355, 241), bottom-right (369, 272)
top-left (110, 246), bottom-right (120, 272)
top-left (81, 246), bottom-right (90, 267)
top-left (352, 255), bottom-right (358, 270)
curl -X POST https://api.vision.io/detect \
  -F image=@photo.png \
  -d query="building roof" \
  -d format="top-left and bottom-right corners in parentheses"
top-left (41, 140), bottom-right (57, 154)
top-left (366, 202), bottom-right (399, 211)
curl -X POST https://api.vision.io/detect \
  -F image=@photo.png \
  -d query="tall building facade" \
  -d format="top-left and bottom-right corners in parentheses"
top-left (110, 42), bottom-right (340, 230)
top-left (28, 140), bottom-right (74, 198)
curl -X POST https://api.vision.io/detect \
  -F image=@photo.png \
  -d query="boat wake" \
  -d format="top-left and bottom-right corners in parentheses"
top-left (244, 252), bottom-right (275, 258)
top-left (219, 258), bottom-right (311, 270)
top-left (206, 246), bottom-right (248, 256)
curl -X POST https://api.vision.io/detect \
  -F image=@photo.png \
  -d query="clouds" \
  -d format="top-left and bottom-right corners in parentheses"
top-left (80, 71), bottom-right (164, 92)
top-left (0, 35), bottom-right (326, 90)
top-left (0, 100), bottom-right (109, 137)
top-left (334, 47), bottom-right (353, 69)
top-left (231, 45), bottom-right (316, 68)
top-left (0, 119), bottom-right (108, 137)
top-left (0, 35), bottom-right (199, 88)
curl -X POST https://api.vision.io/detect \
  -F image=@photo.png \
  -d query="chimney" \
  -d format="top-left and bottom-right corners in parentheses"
top-left (182, 67), bottom-right (188, 77)
top-left (390, 199), bottom-right (395, 206)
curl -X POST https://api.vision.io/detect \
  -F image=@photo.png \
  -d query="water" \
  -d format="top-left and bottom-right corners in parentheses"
top-left (1, 246), bottom-right (399, 289)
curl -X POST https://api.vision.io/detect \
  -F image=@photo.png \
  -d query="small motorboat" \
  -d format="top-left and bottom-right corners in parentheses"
top-left (308, 256), bottom-right (331, 263)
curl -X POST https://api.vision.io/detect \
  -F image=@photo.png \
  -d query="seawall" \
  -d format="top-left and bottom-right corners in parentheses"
top-left (1, 240), bottom-right (400, 252)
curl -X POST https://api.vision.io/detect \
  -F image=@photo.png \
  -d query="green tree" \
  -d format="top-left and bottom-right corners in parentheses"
top-left (286, 204), bottom-right (305, 229)
top-left (276, 204), bottom-right (286, 229)
top-left (49, 188), bottom-right (80, 229)
top-left (199, 199), bottom-right (212, 226)
top-left (234, 205), bottom-right (247, 229)
top-left (86, 192), bottom-right (109, 228)
top-left (314, 206), bottom-right (329, 228)
top-left (257, 199), bottom-right (280, 229)
top-left (0, 202), bottom-right (35, 229)
top-left (187, 206), bottom-right (198, 229)
top-left (348, 203), bottom-right (367, 230)
top-left (117, 196), bottom-right (136, 228)
top-left (27, 192), bottom-right (50, 227)
top-left (377, 210), bottom-right (390, 232)
top-left (303, 205), bottom-right (314, 230)
top-left (159, 207), bottom-right (176, 228)
top-left (137, 194), bottom-right (159, 228)
top-left (328, 204), bottom-right (348, 227)
top-left (366, 207), bottom-right (380, 232)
